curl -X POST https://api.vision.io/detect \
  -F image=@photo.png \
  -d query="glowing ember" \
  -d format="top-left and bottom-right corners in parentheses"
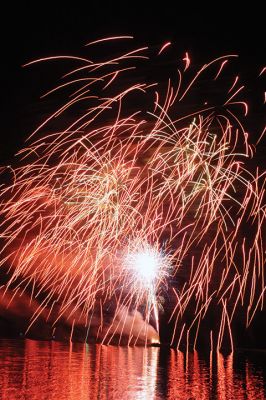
top-left (124, 242), bottom-right (170, 286)
top-left (129, 249), bottom-right (160, 282)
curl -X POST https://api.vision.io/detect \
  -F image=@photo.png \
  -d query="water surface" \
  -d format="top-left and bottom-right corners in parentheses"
top-left (0, 339), bottom-right (265, 399)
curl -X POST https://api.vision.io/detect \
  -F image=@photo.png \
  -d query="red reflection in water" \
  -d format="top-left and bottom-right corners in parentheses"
top-left (0, 340), bottom-right (265, 399)
top-left (0, 340), bottom-right (159, 399)
top-left (168, 350), bottom-right (210, 399)
top-left (217, 352), bottom-right (265, 400)
top-left (168, 350), bottom-right (265, 400)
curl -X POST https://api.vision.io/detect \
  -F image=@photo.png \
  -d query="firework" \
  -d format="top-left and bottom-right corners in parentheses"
top-left (0, 37), bottom-right (265, 349)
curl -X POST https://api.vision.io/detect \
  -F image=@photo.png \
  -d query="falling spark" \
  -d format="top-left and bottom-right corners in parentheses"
top-left (158, 41), bottom-right (171, 55)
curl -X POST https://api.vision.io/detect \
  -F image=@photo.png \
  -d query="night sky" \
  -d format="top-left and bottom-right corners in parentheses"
top-left (0, 3), bottom-right (265, 163)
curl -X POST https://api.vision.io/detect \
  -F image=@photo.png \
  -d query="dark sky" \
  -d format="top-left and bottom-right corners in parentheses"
top-left (0, 2), bottom-right (265, 162)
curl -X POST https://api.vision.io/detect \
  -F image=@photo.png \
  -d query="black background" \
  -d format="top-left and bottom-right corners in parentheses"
top-left (0, 2), bottom-right (265, 162)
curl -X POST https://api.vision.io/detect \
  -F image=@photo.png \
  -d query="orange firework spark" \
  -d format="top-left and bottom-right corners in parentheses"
top-left (0, 37), bottom-right (265, 349)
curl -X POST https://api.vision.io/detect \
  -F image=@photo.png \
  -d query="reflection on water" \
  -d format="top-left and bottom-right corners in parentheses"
top-left (0, 339), bottom-right (265, 399)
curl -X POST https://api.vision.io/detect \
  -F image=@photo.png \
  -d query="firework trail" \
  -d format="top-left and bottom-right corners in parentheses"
top-left (0, 37), bottom-right (265, 348)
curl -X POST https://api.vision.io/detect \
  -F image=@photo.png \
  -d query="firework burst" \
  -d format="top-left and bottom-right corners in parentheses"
top-left (0, 37), bottom-right (265, 349)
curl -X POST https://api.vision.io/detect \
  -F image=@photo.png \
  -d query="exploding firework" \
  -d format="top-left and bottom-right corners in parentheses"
top-left (0, 37), bottom-right (265, 349)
